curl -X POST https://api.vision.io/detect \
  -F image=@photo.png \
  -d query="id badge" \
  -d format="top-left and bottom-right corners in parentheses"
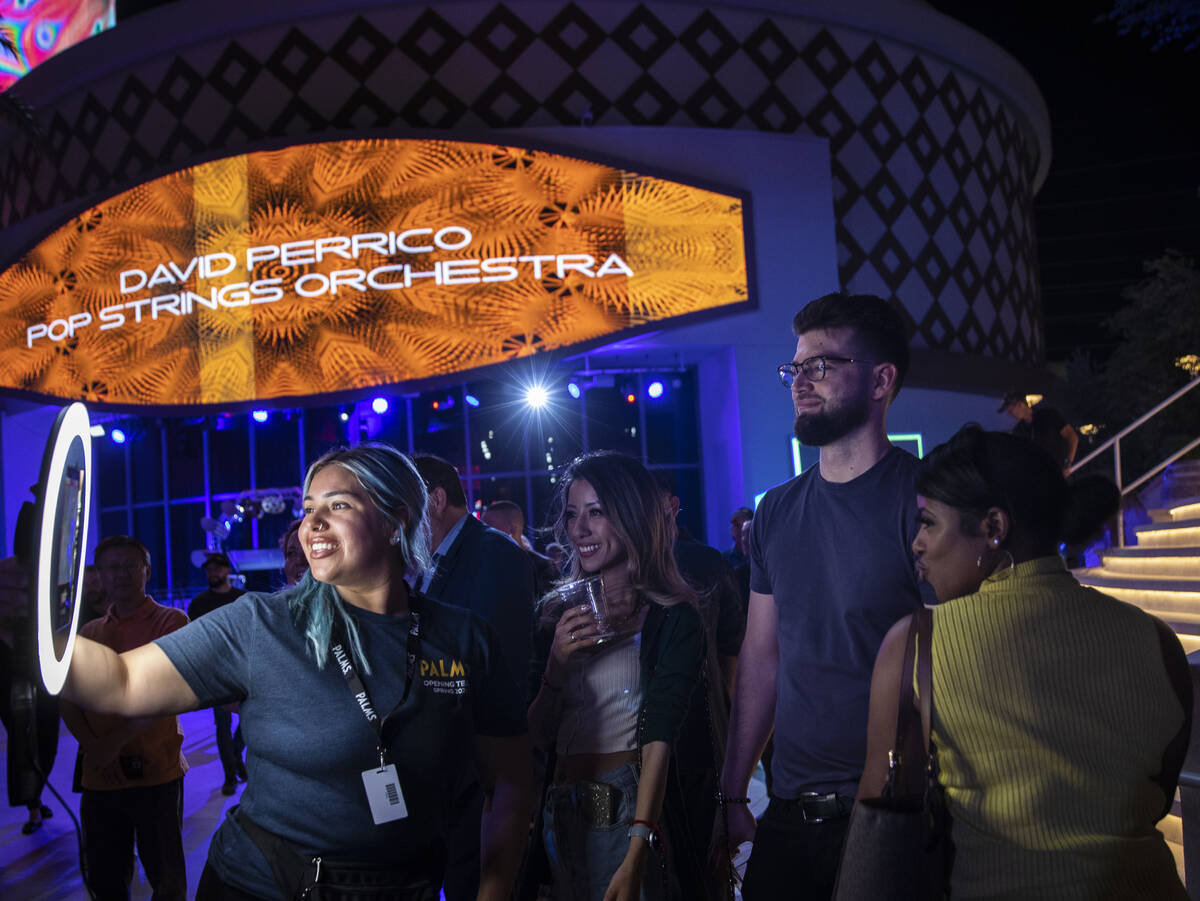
top-left (362, 764), bottom-right (408, 824)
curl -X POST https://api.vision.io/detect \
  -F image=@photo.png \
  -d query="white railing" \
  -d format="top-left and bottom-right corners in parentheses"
top-left (1070, 373), bottom-right (1200, 546)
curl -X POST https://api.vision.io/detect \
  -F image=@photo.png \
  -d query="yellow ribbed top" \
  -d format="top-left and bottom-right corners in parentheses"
top-left (929, 556), bottom-right (1187, 900)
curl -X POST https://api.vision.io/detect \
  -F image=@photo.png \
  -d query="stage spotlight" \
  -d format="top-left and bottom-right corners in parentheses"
top-left (252, 410), bottom-right (268, 423)
top-left (567, 381), bottom-right (581, 400)
top-left (372, 397), bottom-right (389, 414)
top-left (111, 428), bottom-right (127, 444)
top-left (647, 381), bottom-right (664, 399)
top-left (625, 393), bottom-right (636, 404)
top-left (338, 407), bottom-right (350, 422)
top-left (89, 424), bottom-right (106, 437)
top-left (465, 394), bottom-right (480, 407)
top-left (525, 385), bottom-right (549, 409)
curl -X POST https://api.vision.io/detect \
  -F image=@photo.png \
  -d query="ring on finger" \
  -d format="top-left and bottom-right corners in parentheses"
top-left (569, 632), bottom-right (577, 643)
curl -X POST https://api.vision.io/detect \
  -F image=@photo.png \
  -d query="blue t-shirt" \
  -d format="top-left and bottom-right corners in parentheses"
top-left (155, 589), bottom-right (525, 898)
top-left (750, 446), bottom-right (929, 797)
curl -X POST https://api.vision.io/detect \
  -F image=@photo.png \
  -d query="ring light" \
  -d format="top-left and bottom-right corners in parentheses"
top-left (34, 402), bottom-right (92, 694)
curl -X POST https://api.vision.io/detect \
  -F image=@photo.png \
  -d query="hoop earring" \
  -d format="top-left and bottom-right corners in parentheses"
top-left (389, 532), bottom-right (401, 546)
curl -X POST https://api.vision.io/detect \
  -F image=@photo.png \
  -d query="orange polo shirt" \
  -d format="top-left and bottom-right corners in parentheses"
top-left (78, 598), bottom-right (190, 790)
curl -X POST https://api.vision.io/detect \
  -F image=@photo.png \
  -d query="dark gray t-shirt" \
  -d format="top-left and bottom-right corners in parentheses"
top-left (156, 589), bottom-right (525, 898)
top-left (750, 446), bottom-right (928, 797)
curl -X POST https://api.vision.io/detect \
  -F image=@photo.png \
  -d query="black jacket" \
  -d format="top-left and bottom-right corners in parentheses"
top-left (426, 514), bottom-right (536, 690)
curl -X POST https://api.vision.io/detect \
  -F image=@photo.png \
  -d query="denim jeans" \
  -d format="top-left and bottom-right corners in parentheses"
top-left (544, 763), bottom-right (666, 901)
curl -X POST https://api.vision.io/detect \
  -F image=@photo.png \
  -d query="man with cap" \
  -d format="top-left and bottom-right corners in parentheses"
top-left (999, 390), bottom-right (1079, 475)
top-left (188, 552), bottom-right (246, 794)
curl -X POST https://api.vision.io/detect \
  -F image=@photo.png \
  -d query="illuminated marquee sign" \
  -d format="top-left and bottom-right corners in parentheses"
top-left (0, 139), bottom-right (750, 407)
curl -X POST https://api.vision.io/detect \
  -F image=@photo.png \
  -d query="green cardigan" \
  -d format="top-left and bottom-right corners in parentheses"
top-left (528, 598), bottom-right (705, 747)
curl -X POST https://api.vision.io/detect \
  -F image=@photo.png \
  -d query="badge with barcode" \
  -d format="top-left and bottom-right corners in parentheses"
top-left (362, 764), bottom-right (408, 824)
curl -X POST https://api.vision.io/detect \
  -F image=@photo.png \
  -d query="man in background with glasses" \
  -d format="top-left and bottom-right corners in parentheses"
top-left (714, 293), bottom-right (928, 900)
top-left (61, 535), bottom-right (190, 901)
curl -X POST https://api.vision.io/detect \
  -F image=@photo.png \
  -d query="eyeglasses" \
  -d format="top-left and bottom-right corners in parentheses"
top-left (777, 355), bottom-right (876, 388)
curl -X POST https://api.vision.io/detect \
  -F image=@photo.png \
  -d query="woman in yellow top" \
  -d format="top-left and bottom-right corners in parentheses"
top-left (860, 425), bottom-right (1190, 900)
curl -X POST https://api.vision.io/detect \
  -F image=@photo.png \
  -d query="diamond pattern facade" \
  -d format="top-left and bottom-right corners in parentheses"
top-left (0, 2), bottom-right (1045, 362)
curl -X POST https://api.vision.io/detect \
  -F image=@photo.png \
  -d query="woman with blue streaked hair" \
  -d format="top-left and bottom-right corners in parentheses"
top-left (34, 442), bottom-right (532, 900)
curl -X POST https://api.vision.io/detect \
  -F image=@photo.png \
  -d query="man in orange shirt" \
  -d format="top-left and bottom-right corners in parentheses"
top-left (61, 535), bottom-right (189, 901)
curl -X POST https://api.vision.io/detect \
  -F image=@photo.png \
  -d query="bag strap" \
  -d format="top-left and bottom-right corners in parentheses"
top-left (236, 807), bottom-right (315, 900)
top-left (890, 608), bottom-right (933, 800)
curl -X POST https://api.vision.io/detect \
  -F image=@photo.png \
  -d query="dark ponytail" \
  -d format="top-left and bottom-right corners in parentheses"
top-left (917, 425), bottom-right (1117, 553)
top-left (1061, 475), bottom-right (1121, 546)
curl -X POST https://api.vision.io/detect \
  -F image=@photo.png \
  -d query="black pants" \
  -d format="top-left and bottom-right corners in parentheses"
top-left (196, 863), bottom-right (270, 900)
top-left (0, 640), bottom-right (60, 807)
top-left (80, 778), bottom-right (187, 901)
top-left (741, 798), bottom-right (851, 901)
top-left (214, 706), bottom-right (245, 783)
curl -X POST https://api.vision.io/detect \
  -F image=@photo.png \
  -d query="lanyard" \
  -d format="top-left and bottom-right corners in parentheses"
top-left (330, 601), bottom-right (421, 768)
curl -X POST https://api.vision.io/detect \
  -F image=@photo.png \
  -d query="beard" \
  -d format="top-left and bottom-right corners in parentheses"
top-left (792, 390), bottom-right (871, 447)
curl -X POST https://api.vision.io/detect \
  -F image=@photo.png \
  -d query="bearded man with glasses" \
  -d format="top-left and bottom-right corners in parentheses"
top-left (712, 292), bottom-right (931, 900)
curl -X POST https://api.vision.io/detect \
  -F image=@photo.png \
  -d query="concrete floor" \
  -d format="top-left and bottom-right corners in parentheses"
top-left (0, 707), bottom-right (237, 900)
top-left (1, 709), bottom-right (767, 900)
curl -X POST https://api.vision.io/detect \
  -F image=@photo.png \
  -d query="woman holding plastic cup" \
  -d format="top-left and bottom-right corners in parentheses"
top-left (527, 451), bottom-right (706, 901)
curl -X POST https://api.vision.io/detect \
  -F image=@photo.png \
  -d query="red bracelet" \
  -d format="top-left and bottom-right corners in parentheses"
top-left (630, 818), bottom-right (658, 830)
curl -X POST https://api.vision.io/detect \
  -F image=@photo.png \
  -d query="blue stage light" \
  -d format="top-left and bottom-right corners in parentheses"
top-left (372, 397), bottom-right (389, 414)
top-left (647, 381), bottom-right (664, 399)
top-left (252, 410), bottom-right (268, 423)
top-left (525, 385), bottom-right (549, 409)
top-left (567, 381), bottom-right (581, 399)
top-left (111, 428), bottom-right (126, 444)
top-left (465, 394), bottom-right (480, 407)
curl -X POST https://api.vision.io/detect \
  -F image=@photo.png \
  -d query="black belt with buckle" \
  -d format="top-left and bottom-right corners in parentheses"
top-left (781, 791), bottom-right (854, 823)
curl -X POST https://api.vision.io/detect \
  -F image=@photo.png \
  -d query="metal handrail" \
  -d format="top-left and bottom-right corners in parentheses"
top-left (1068, 372), bottom-right (1200, 546)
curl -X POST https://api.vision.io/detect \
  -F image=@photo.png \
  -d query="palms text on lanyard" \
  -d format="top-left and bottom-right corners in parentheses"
top-left (330, 606), bottom-right (420, 825)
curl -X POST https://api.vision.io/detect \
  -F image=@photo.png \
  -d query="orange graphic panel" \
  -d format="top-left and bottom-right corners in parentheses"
top-left (0, 139), bottom-right (749, 407)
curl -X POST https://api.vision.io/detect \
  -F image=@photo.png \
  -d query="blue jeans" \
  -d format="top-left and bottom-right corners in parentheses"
top-left (544, 763), bottom-right (666, 901)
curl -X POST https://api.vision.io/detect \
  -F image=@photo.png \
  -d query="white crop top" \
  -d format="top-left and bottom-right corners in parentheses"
top-left (556, 631), bottom-right (643, 756)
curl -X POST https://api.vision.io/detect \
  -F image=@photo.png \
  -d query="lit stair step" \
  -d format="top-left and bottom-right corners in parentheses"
top-left (1131, 518), bottom-right (1200, 549)
top-left (1075, 571), bottom-right (1200, 595)
top-left (1072, 571), bottom-right (1200, 652)
top-left (1149, 497), bottom-right (1200, 524)
top-left (1094, 549), bottom-right (1200, 579)
top-left (1159, 813), bottom-right (1184, 884)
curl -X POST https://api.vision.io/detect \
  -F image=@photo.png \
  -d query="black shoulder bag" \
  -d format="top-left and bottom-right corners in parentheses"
top-left (832, 607), bottom-right (950, 901)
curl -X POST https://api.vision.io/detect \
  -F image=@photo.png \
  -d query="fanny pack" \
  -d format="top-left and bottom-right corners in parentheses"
top-left (236, 809), bottom-right (439, 901)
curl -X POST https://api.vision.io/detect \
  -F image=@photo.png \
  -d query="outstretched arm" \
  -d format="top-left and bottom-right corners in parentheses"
top-left (63, 635), bottom-right (198, 718)
top-left (0, 554), bottom-right (198, 718)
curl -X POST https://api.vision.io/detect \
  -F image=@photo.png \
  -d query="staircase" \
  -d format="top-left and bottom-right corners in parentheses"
top-left (1075, 496), bottom-right (1200, 653)
top-left (1075, 496), bottom-right (1200, 886)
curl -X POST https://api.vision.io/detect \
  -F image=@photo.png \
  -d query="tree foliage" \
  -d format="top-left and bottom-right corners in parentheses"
top-left (1070, 251), bottom-right (1200, 484)
top-left (1100, 0), bottom-right (1200, 51)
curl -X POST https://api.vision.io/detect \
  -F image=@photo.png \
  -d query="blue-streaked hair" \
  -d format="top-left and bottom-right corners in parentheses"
top-left (287, 442), bottom-right (432, 673)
